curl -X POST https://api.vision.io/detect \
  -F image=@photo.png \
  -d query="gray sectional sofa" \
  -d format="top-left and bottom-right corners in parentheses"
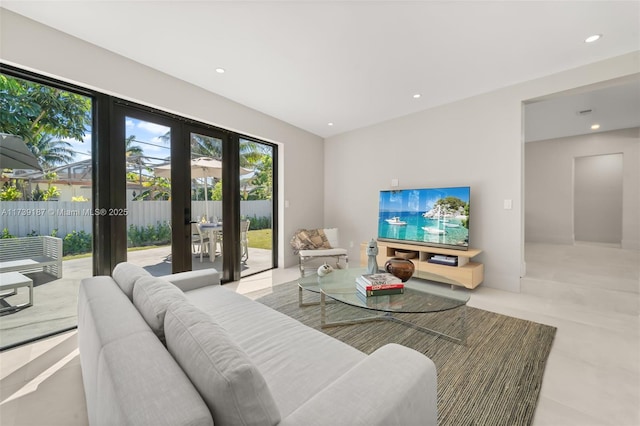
top-left (78, 262), bottom-right (438, 426)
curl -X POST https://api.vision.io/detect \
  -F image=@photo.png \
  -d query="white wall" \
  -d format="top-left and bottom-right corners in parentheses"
top-left (0, 9), bottom-right (325, 268)
top-left (325, 53), bottom-right (640, 292)
top-left (526, 128), bottom-right (639, 249)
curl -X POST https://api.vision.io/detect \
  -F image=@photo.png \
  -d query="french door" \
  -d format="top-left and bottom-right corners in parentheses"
top-left (112, 104), bottom-right (266, 281)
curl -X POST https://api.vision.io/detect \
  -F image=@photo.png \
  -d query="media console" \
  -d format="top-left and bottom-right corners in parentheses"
top-left (360, 240), bottom-right (484, 289)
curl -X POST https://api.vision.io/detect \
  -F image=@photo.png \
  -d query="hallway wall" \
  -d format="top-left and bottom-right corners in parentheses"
top-left (525, 128), bottom-right (640, 249)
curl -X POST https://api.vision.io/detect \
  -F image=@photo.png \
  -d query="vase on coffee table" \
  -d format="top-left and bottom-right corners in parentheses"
top-left (384, 257), bottom-right (415, 282)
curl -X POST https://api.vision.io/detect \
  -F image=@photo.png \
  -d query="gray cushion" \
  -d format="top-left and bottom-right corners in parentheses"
top-left (164, 300), bottom-right (281, 426)
top-left (133, 276), bottom-right (186, 342)
top-left (96, 331), bottom-right (214, 426)
top-left (112, 262), bottom-right (151, 300)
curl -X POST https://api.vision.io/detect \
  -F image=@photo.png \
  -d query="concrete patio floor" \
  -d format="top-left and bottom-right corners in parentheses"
top-left (0, 245), bottom-right (273, 349)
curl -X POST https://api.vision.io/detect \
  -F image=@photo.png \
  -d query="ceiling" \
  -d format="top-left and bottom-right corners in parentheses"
top-left (525, 78), bottom-right (640, 142)
top-left (2, 1), bottom-right (639, 139)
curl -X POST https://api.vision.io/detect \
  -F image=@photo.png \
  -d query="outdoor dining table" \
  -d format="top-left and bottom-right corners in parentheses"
top-left (197, 222), bottom-right (222, 262)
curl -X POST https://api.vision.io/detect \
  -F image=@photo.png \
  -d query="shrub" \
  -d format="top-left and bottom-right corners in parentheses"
top-left (1, 228), bottom-right (16, 239)
top-left (63, 230), bottom-right (92, 255)
top-left (0, 185), bottom-right (22, 201)
top-left (127, 221), bottom-right (171, 247)
top-left (243, 215), bottom-right (271, 231)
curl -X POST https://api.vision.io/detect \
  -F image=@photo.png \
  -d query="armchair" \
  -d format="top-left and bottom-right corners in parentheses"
top-left (291, 228), bottom-right (349, 276)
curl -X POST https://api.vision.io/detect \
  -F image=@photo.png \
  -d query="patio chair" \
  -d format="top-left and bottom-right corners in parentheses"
top-left (240, 220), bottom-right (250, 262)
top-left (191, 223), bottom-right (209, 262)
top-left (291, 228), bottom-right (348, 276)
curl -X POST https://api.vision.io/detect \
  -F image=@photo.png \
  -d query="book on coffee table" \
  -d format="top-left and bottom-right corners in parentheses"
top-left (356, 273), bottom-right (404, 297)
top-left (356, 285), bottom-right (405, 297)
top-left (357, 273), bottom-right (403, 286)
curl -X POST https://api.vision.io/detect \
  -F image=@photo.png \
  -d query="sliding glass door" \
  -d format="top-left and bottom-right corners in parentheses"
top-left (239, 138), bottom-right (275, 277)
top-left (0, 71), bottom-right (93, 349)
top-left (122, 114), bottom-right (173, 275)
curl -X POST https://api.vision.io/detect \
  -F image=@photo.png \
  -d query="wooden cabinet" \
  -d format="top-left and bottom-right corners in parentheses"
top-left (360, 240), bottom-right (484, 289)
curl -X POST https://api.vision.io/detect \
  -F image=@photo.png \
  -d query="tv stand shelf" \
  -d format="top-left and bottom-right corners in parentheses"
top-left (360, 241), bottom-right (483, 289)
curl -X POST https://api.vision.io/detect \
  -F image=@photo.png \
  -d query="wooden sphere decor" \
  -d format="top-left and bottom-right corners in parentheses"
top-left (384, 257), bottom-right (415, 282)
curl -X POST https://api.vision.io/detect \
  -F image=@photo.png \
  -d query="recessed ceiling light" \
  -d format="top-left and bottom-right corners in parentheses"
top-left (591, 124), bottom-right (601, 130)
top-left (215, 68), bottom-right (225, 74)
top-left (584, 34), bottom-right (602, 43)
top-left (413, 94), bottom-right (421, 99)
top-left (328, 122), bottom-right (334, 126)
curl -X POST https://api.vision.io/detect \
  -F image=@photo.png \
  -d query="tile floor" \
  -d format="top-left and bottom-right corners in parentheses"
top-left (0, 243), bottom-right (638, 426)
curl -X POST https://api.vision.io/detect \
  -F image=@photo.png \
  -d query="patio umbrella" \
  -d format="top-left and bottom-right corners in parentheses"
top-left (154, 157), bottom-right (252, 219)
top-left (0, 133), bottom-right (43, 171)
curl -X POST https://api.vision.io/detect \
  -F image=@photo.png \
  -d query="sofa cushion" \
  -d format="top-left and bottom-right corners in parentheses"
top-left (133, 276), bottom-right (186, 342)
top-left (112, 262), bottom-right (151, 300)
top-left (96, 331), bottom-right (214, 426)
top-left (164, 300), bottom-right (281, 426)
top-left (185, 286), bottom-right (365, 419)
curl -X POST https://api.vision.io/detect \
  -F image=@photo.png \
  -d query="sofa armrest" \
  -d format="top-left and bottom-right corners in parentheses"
top-left (279, 343), bottom-right (437, 426)
top-left (161, 269), bottom-right (220, 292)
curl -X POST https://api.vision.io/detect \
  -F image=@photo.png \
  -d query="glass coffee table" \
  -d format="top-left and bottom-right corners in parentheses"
top-left (298, 268), bottom-right (469, 344)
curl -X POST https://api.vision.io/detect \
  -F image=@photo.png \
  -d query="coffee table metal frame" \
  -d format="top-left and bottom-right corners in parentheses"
top-left (298, 268), bottom-right (469, 344)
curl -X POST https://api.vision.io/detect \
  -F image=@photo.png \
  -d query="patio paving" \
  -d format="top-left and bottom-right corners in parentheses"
top-left (0, 245), bottom-right (273, 349)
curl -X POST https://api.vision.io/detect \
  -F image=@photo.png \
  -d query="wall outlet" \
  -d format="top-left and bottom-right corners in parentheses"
top-left (504, 199), bottom-right (512, 210)
top-left (391, 178), bottom-right (399, 187)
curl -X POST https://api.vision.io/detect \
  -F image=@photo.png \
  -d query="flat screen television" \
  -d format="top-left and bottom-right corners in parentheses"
top-left (377, 186), bottom-right (470, 251)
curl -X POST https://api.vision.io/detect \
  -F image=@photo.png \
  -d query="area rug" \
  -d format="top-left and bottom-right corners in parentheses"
top-left (252, 281), bottom-right (556, 426)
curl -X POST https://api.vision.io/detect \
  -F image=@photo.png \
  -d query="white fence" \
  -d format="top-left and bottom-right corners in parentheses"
top-left (0, 200), bottom-right (272, 237)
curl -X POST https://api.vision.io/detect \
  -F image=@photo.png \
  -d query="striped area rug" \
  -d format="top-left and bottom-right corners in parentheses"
top-left (253, 281), bottom-right (556, 426)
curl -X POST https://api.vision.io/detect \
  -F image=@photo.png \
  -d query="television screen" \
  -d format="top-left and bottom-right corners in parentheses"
top-left (377, 187), bottom-right (470, 250)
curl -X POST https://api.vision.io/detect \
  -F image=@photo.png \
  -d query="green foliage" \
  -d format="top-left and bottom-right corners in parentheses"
top-left (42, 185), bottom-right (61, 201)
top-left (127, 222), bottom-right (172, 247)
top-left (0, 74), bottom-right (91, 143)
top-left (30, 184), bottom-right (45, 201)
top-left (30, 182), bottom-right (60, 201)
top-left (0, 228), bottom-right (59, 239)
top-left (244, 155), bottom-right (272, 200)
top-left (63, 230), bottom-right (92, 255)
top-left (210, 181), bottom-right (222, 201)
top-left (0, 184), bottom-right (22, 201)
top-left (29, 135), bottom-right (74, 168)
top-left (243, 215), bottom-right (271, 231)
top-left (133, 174), bottom-right (171, 200)
top-left (1, 228), bottom-right (16, 239)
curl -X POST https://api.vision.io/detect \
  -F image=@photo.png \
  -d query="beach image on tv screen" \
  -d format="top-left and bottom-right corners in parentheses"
top-left (378, 187), bottom-right (470, 249)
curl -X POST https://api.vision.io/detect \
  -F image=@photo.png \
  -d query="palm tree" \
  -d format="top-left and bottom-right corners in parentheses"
top-left (125, 135), bottom-right (144, 158)
top-left (125, 135), bottom-right (145, 195)
top-left (191, 134), bottom-right (222, 159)
top-left (28, 134), bottom-right (74, 168)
